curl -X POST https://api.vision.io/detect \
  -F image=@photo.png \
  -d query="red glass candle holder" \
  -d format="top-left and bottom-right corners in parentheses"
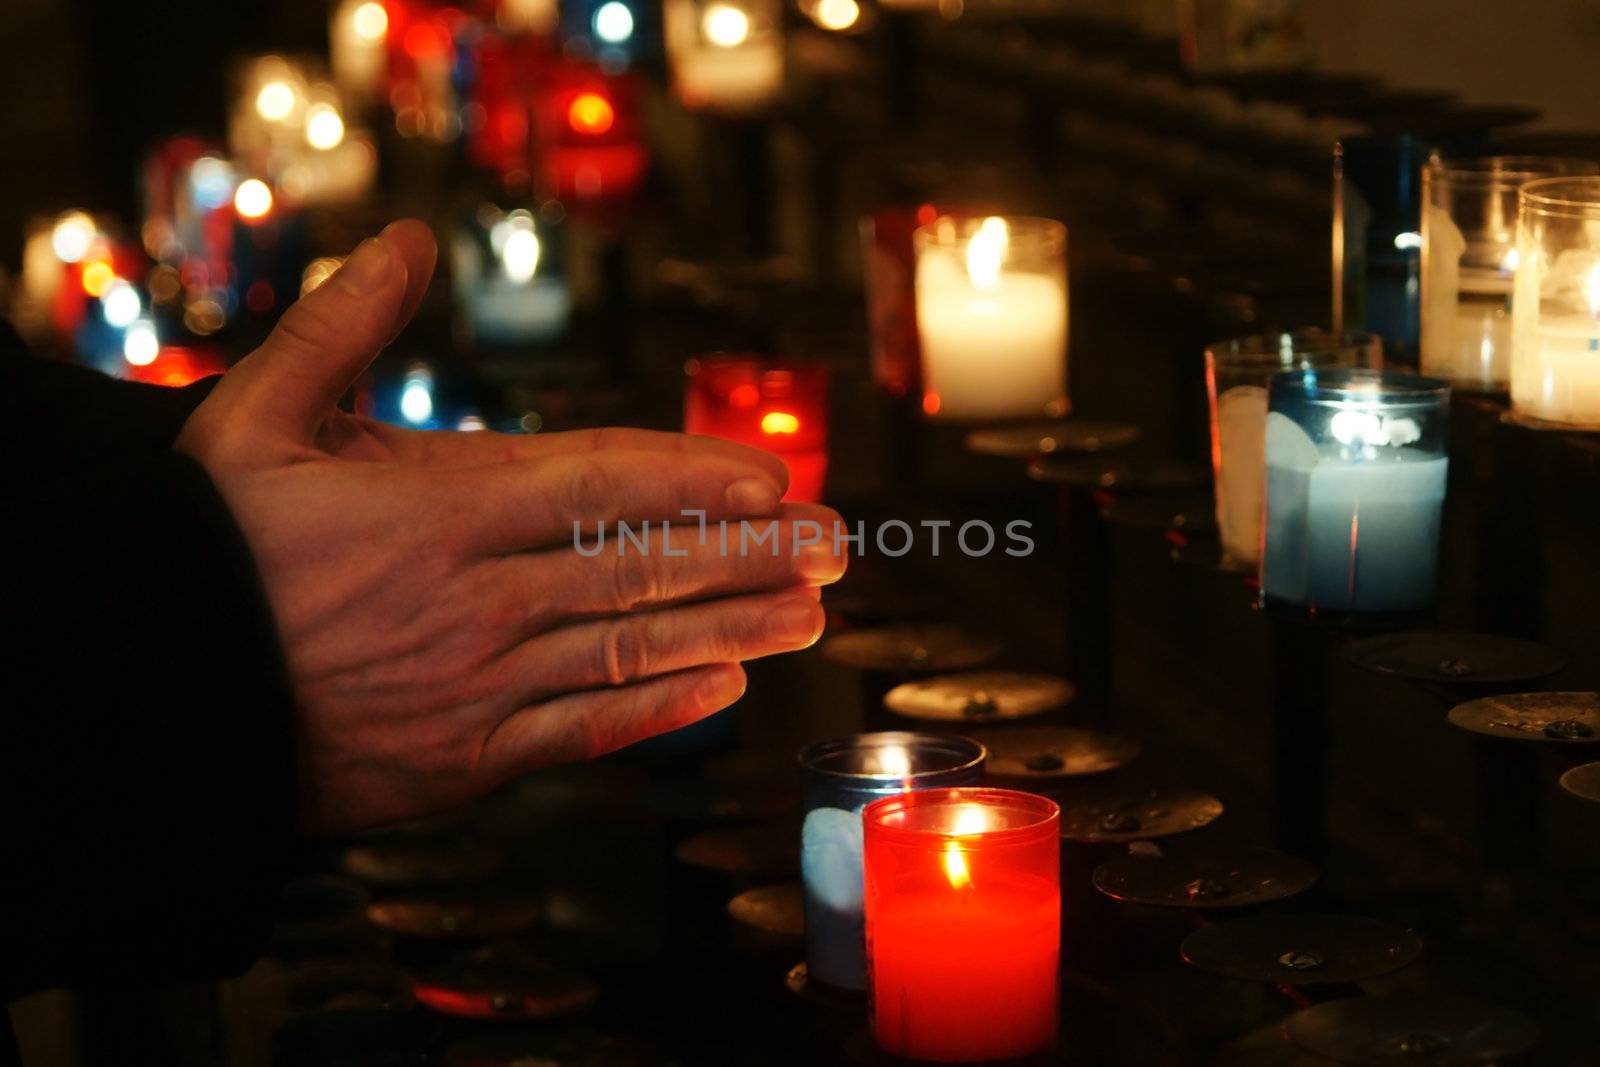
top-left (861, 203), bottom-right (994, 401)
top-left (539, 65), bottom-right (648, 205)
top-left (683, 355), bottom-right (828, 503)
top-left (860, 204), bottom-right (936, 399)
top-left (863, 787), bottom-right (1060, 1063)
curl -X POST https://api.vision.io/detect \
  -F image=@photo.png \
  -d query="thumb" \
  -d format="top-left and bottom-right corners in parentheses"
top-left (211, 232), bottom-right (409, 443)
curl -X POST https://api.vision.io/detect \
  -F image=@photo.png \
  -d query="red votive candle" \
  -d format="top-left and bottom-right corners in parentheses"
top-left (864, 787), bottom-right (1060, 1063)
top-left (683, 355), bottom-right (828, 503)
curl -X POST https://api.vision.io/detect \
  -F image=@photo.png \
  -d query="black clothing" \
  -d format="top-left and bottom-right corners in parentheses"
top-left (1, 322), bottom-right (297, 1011)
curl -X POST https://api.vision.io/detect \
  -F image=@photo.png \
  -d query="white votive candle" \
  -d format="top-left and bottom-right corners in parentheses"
top-left (913, 216), bottom-right (1068, 422)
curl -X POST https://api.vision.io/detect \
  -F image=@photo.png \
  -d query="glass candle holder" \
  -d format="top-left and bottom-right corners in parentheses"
top-left (663, 0), bottom-right (783, 113)
top-left (540, 69), bottom-right (649, 205)
top-left (450, 201), bottom-right (573, 345)
top-left (798, 733), bottom-right (986, 994)
top-left (1260, 369), bottom-right (1451, 619)
top-left (683, 355), bottom-right (828, 502)
top-left (1206, 330), bottom-right (1381, 568)
top-left (864, 787), bottom-right (1060, 1063)
top-left (1510, 177), bottom-right (1600, 429)
top-left (1421, 157), bottom-right (1597, 393)
top-left (912, 215), bottom-right (1068, 422)
top-left (1334, 135), bottom-right (1432, 364)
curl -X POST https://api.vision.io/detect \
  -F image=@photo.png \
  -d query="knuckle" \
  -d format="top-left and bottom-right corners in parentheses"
top-left (566, 461), bottom-right (617, 519)
top-left (598, 618), bottom-right (649, 687)
top-left (273, 297), bottom-right (341, 356)
top-left (610, 552), bottom-right (663, 612)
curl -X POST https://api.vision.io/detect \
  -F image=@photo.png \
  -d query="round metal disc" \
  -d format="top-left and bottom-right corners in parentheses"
top-left (1560, 761), bottom-right (1600, 804)
top-left (968, 725), bottom-right (1141, 779)
top-left (1059, 788), bottom-right (1224, 843)
top-left (414, 948), bottom-right (599, 1021)
top-left (1286, 993), bottom-right (1540, 1065)
top-left (1446, 692), bottom-right (1600, 743)
top-left (1028, 455), bottom-right (1211, 493)
top-left (1180, 914), bottom-right (1423, 986)
top-left (443, 1029), bottom-right (638, 1067)
top-left (728, 883), bottom-right (805, 937)
top-left (342, 840), bottom-right (503, 887)
top-left (1092, 846), bottom-right (1318, 909)
top-left (674, 820), bottom-right (801, 877)
top-left (1343, 631), bottom-right (1568, 685)
top-left (365, 891), bottom-right (543, 940)
top-left (1098, 493), bottom-right (1218, 535)
top-left (965, 420), bottom-right (1141, 459)
top-left (883, 671), bottom-right (1074, 723)
top-left (821, 626), bottom-right (1003, 674)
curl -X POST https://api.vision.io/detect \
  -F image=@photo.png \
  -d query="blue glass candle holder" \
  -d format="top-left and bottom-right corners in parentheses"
top-left (798, 732), bottom-right (985, 992)
top-left (1261, 369), bottom-right (1451, 620)
top-left (1335, 135), bottom-right (1433, 364)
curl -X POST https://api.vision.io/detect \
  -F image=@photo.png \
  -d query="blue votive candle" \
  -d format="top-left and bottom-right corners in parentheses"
top-left (1261, 369), bottom-right (1451, 618)
top-left (798, 732), bottom-right (986, 992)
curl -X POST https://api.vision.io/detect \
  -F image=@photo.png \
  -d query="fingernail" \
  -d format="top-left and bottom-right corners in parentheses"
top-left (726, 477), bottom-right (780, 515)
top-left (772, 597), bottom-right (823, 644)
top-left (697, 666), bottom-right (746, 710)
top-left (336, 237), bottom-right (393, 296)
top-left (798, 541), bottom-right (846, 583)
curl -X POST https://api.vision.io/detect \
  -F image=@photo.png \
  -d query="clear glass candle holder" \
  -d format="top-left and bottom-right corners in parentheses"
top-left (798, 733), bottom-right (986, 993)
top-left (663, 0), bottom-right (783, 113)
top-left (450, 201), bottom-right (572, 346)
top-left (683, 355), bottom-right (829, 502)
top-left (1261, 369), bottom-right (1451, 619)
top-left (1206, 330), bottom-right (1381, 568)
top-left (1421, 157), bottom-right (1597, 393)
top-left (864, 787), bottom-right (1059, 1063)
top-left (912, 215), bottom-right (1068, 423)
top-left (1510, 177), bottom-right (1600, 429)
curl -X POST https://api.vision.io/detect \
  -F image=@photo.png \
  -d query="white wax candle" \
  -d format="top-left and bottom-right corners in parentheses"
top-left (1213, 384), bottom-right (1268, 565)
top-left (1515, 316), bottom-right (1600, 425)
top-left (914, 238), bottom-right (1067, 421)
top-left (1423, 268), bottom-right (1513, 390)
top-left (1262, 414), bottom-right (1448, 615)
top-left (1421, 203), bottom-right (1518, 391)
top-left (1512, 254), bottom-right (1600, 426)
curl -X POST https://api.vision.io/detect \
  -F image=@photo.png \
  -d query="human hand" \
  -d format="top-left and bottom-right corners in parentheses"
top-left (177, 221), bottom-right (847, 833)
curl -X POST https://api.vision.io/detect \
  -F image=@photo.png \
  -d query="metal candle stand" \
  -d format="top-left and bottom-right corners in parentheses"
top-left (962, 420), bottom-right (1146, 712)
top-left (1343, 635), bottom-right (1572, 877)
top-left (819, 623), bottom-right (1005, 728)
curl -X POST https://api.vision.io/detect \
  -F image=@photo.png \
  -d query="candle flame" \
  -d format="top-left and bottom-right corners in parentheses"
top-left (876, 744), bottom-right (910, 779)
top-left (941, 804), bottom-right (988, 889)
top-left (760, 410), bottom-right (799, 435)
top-left (966, 216), bottom-right (1008, 291)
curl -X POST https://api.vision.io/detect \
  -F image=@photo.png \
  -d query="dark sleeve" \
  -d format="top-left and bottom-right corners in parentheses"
top-left (0, 322), bottom-right (299, 1000)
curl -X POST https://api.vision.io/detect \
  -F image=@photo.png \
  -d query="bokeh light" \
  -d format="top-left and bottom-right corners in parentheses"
top-left (593, 1), bottom-right (635, 43)
top-left (234, 179), bottom-right (274, 220)
top-left (702, 3), bottom-right (751, 47)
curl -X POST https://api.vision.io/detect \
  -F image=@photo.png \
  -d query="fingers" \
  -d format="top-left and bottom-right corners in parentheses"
top-left (378, 219), bottom-right (438, 341)
top-left (477, 663), bottom-right (747, 782)
top-left (457, 449), bottom-right (790, 553)
top-left (363, 422), bottom-right (791, 495)
top-left (195, 220), bottom-right (438, 446)
top-left (491, 588), bottom-right (823, 710)
top-left (476, 503), bottom-right (846, 631)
